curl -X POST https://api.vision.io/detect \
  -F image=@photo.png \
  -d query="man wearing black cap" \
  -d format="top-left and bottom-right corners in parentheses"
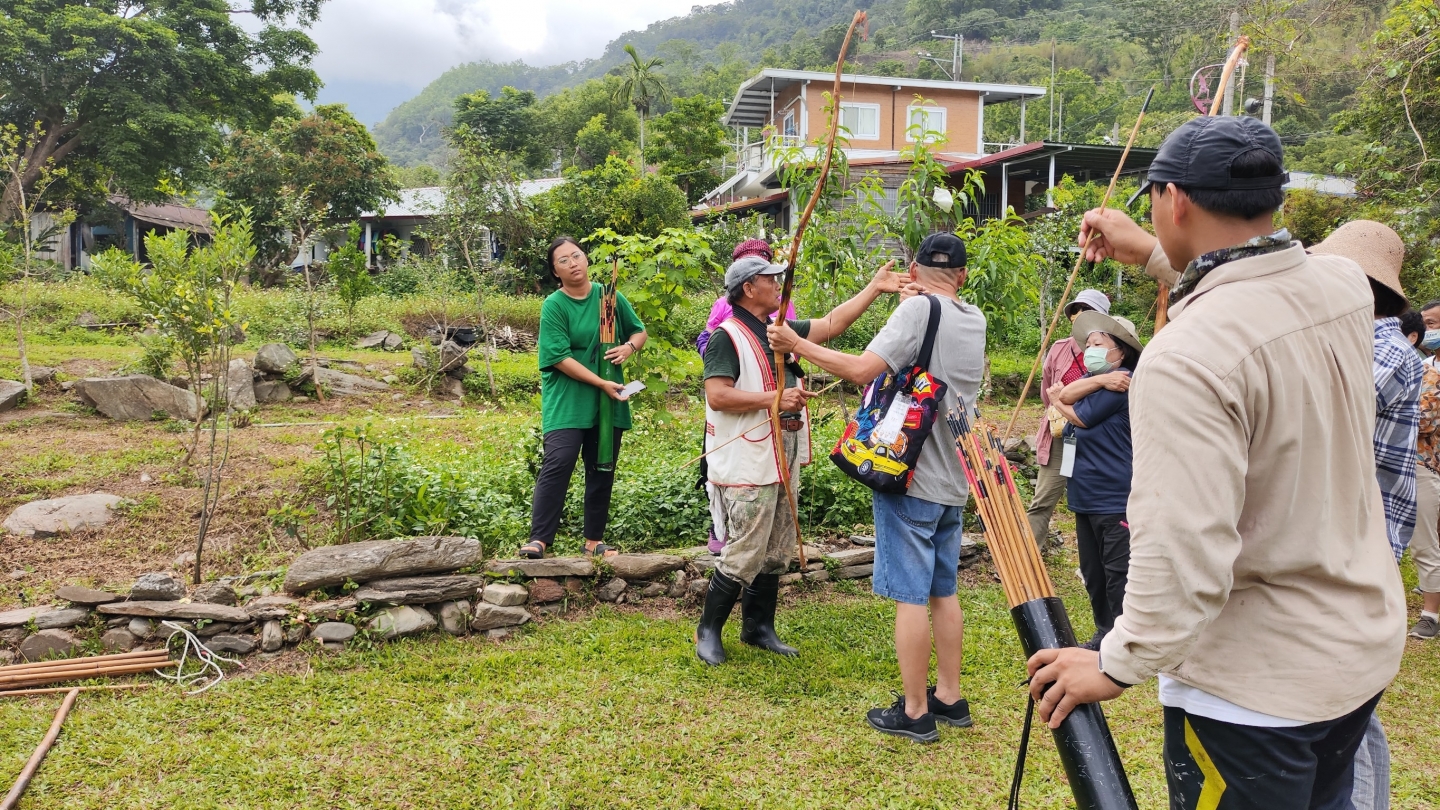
top-left (1026, 116), bottom-right (1406, 809)
top-left (696, 255), bottom-right (907, 666)
top-left (771, 232), bottom-right (986, 742)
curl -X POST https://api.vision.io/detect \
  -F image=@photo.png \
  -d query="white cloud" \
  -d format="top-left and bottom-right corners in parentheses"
top-left (309, 0), bottom-right (702, 89)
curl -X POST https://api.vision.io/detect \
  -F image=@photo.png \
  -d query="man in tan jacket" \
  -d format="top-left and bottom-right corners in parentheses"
top-left (1027, 116), bottom-right (1406, 810)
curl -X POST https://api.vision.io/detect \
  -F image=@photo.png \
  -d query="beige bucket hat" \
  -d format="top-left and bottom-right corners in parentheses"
top-left (1311, 220), bottom-right (1406, 302)
top-left (1071, 310), bottom-right (1143, 354)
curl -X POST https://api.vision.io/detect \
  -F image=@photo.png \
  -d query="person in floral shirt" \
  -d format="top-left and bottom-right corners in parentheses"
top-left (1408, 302), bottom-right (1440, 639)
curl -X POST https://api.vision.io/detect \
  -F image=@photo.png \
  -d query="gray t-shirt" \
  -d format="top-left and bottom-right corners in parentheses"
top-left (865, 294), bottom-right (987, 506)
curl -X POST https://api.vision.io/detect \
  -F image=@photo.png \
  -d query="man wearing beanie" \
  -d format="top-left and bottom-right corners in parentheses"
top-left (695, 256), bottom-right (907, 666)
top-left (1027, 288), bottom-right (1114, 549)
top-left (1029, 116), bottom-right (1406, 808)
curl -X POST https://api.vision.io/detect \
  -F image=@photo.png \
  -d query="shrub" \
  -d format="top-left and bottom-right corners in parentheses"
top-left (311, 413), bottom-right (877, 554)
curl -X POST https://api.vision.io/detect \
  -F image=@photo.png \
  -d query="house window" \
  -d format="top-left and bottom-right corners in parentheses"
top-left (907, 106), bottom-right (947, 143)
top-left (782, 111), bottom-right (797, 138)
top-left (839, 103), bottom-right (881, 140)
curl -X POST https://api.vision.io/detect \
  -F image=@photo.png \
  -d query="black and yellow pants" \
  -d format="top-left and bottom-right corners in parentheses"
top-left (1164, 692), bottom-right (1383, 810)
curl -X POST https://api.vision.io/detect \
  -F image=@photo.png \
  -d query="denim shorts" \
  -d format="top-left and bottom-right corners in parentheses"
top-left (872, 490), bottom-right (964, 606)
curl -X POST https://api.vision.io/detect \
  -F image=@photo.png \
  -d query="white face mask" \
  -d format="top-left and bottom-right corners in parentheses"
top-left (1424, 329), bottom-right (1440, 351)
top-left (1083, 346), bottom-right (1115, 374)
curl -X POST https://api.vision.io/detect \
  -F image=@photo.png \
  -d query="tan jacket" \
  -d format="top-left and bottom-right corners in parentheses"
top-left (1100, 242), bottom-right (1406, 723)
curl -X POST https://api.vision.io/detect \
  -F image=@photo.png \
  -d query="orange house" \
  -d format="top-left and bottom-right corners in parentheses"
top-left (699, 68), bottom-right (1046, 215)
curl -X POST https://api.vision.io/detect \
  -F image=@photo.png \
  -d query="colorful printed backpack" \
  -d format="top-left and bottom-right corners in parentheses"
top-left (830, 294), bottom-right (949, 493)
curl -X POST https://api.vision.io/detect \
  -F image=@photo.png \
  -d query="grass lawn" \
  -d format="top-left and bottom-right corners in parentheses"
top-left (3, 302), bottom-right (1439, 808)
top-left (2, 557), bottom-right (1438, 809)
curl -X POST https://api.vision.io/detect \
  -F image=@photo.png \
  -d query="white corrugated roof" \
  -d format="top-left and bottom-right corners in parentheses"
top-left (1285, 171), bottom-right (1356, 197)
top-left (362, 178), bottom-right (564, 219)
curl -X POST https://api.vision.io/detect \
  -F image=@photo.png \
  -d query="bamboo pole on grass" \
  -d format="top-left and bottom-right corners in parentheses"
top-left (0, 687), bottom-right (79, 810)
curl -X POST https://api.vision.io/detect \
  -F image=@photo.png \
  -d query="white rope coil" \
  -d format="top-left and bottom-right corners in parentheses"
top-left (157, 621), bottom-right (243, 695)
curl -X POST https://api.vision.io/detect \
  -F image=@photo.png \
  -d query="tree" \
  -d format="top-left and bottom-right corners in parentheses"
top-left (392, 164), bottom-right (442, 188)
top-left (329, 223), bottom-right (374, 333)
top-left (539, 155), bottom-right (688, 243)
top-left (573, 114), bottom-right (635, 170)
top-left (651, 95), bottom-right (729, 205)
top-left (1341, 0), bottom-right (1440, 303)
top-left (213, 104), bottom-right (399, 274)
top-left (535, 77), bottom-right (639, 171)
top-left (611, 45), bottom-right (670, 170)
top-left (587, 227), bottom-right (721, 402)
top-left (0, 123), bottom-right (73, 394)
top-left (94, 213), bottom-right (255, 584)
top-left (426, 125), bottom-right (549, 390)
top-left (0, 0), bottom-right (325, 224)
top-left (452, 87), bottom-right (550, 173)
top-left (92, 214), bottom-right (254, 464)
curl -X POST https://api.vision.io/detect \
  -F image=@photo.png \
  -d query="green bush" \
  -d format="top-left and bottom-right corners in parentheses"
top-left (460, 351), bottom-right (541, 399)
top-left (311, 412), bottom-right (876, 554)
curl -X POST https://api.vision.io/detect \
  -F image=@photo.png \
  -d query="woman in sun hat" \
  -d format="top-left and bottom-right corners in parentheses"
top-left (1048, 310), bottom-right (1144, 649)
top-left (1027, 288), bottom-right (1113, 550)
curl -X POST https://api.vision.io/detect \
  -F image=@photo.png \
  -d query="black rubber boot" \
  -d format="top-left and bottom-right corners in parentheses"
top-left (739, 573), bottom-right (799, 657)
top-left (695, 570), bottom-right (742, 666)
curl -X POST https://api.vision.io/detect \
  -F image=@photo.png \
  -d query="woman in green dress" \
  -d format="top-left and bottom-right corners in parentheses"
top-left (519, 236), bottom-right (647, 559)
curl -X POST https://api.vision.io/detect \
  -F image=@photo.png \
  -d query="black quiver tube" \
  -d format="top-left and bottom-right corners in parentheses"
top-left (1011, 596), bottom-right (1139, 810)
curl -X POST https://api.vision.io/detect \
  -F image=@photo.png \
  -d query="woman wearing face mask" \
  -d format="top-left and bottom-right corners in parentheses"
top-left (1047, 311), bottom-right (1144, 650)
top-left (1025, 289), bottom-right (1113, 551)
top-left (521, 236), bottom-right (648, 560)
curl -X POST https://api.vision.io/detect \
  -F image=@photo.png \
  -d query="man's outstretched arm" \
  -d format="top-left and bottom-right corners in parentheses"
top-left (804, 261), bottom-right (908, 343)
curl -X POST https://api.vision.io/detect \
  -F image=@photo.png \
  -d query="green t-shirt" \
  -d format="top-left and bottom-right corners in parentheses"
top-left (538, 284), bottom-right (645, 433)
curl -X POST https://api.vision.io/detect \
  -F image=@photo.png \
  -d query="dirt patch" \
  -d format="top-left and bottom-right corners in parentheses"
top-left (0, 388), bottom-right (354, 605)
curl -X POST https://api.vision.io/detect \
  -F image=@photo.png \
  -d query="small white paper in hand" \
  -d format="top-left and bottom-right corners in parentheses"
top-left (619, 381), bottom-right (646, 399)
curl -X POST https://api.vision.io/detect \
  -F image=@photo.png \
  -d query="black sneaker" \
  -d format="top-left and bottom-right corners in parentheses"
top-left (866, 692), bottom-right (939, 743)
top-left (927, 687), bottom-right (973, 727)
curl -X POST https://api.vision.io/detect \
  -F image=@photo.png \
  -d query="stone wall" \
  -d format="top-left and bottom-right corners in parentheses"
top-left (0, 535), bottom-right (983, 666)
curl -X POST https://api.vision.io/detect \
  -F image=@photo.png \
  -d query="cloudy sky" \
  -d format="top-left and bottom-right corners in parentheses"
top-left (308, 0), bottom-right (701, 126)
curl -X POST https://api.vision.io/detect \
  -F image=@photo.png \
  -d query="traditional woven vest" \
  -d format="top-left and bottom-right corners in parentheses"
top-left (704, 318), bottom-right (811, 486)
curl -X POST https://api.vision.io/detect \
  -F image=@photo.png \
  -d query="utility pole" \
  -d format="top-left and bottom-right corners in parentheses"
top-left (1223, 11), bottom-right (1240, 116)
top-left (1049, 39), bottom-right (1056, 139)
top-left (1262, 53), bottom-right (1275, 125)
top-left (930, 31), bottom-right (963, 79)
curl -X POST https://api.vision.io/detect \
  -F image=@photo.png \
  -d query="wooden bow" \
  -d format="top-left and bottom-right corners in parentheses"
top-left (772, 9), bottom-right (868, 569)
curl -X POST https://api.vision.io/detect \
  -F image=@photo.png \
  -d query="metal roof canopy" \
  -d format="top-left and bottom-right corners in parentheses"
top-left (722, 69), bottom-right (1048, 128)
top-left (950, 141), bottom-right (1159, 182)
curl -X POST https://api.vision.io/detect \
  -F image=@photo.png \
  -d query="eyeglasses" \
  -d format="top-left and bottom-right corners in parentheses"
top-left (555, 251), bottom-right (585, 268)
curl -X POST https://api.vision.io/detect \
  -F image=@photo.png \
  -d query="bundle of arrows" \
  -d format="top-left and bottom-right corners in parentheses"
top-left (946, 406), bottom-right (1055, 607)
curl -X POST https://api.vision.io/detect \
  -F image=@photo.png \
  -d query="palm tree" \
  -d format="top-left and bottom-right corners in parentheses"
top-left (611, 44), bottom-right (670, 171)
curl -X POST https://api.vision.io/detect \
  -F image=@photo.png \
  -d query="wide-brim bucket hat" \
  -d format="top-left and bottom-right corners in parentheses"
top-left (1071, 310), bottom-right (1143, 354)
top-left (1310, 220), bottom-right (1405, 303)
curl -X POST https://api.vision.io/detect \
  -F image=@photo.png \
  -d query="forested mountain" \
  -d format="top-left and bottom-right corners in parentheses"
top-left (374, 0), bottom-right (1387, 174)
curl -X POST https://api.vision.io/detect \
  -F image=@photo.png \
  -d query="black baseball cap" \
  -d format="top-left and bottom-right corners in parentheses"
top-left (1131, 116), bottom-right (1289, 206)
top-left (916, 232), bottom-right (966, 269)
